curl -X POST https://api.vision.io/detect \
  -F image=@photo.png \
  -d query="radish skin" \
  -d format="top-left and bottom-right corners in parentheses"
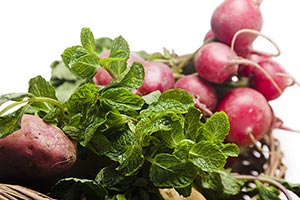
top-left (134, 61), bottom-right (175, 95)
top-left (216, 87), bottom-right (272, 146)
top-left (194, 42), bottom-right (238, 84)
top-left (211, 0), bottom-right (263, 54)
top-left (175, 74), bottom-right (217, 115)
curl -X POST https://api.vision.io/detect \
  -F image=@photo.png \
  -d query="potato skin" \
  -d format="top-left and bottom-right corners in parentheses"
top-left (0, 114), bottom-right (77, 181)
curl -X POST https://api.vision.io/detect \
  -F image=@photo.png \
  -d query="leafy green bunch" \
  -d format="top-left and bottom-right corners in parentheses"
top-left (1, 28), bottom-right (300, 200)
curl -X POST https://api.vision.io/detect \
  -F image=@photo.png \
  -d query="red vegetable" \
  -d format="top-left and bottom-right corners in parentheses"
top-left (0, 114), bottom-right (77, 181)
top-left (194, 42), bottom-right (238, 84)
top-left (134, 61), bottom-right (175, 95)
top-left (175, 74), bottom-right (217, 115)
top-left (210, 0), bottom-right (263, 54)
top-left (216, 87), bottom-right (272, 146)
top-left (250, 59), bottom-right (294, 101)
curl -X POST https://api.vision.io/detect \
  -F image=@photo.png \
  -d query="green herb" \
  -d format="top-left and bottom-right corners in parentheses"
top-left (0, 27), bottom-right (298, 200)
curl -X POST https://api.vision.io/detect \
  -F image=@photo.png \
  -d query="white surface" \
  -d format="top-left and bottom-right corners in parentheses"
top-left (0, 0), bottom-right (300, 197)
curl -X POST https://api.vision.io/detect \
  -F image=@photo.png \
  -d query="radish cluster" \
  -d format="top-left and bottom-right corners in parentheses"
top-left (191, 0), bottom-right (296, 146)
top-left (93, 0), bottom-right (296, 147)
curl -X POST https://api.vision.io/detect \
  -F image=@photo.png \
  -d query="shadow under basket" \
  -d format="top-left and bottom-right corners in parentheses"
top-left (0, 131), bottom-right (286, 200)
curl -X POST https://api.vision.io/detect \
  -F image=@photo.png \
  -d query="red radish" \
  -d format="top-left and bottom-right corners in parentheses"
top-left (250, 59), bottom-right (294, 101)
top-left (203, 29), bottom-right (215, 43)
top-left (216, 87), bottom-right (272, 146)
top-left (210, 0), bottom-right (263, 53)
top-left (93, 68), bottom-right (114, 85)
top-left (194, 42), bottom-right (238, 84)
top-left (134, 61), bottom-right (175, 95)
top-left (0, 114), bottom-right (77, 181)
top-left (238, 53), bottom-right (270, 77)
top-left (94, 51), bottom-right (146, 86)
top-left (175, 74), bottom-right (217, 115)
top-left (230, 28), bottom-right (282, 59)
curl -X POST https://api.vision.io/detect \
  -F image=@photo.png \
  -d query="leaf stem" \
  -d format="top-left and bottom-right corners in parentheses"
top-left (0, 96), bottom-right (65, 116)
top-left (232, 173), bottom-right (293, 200)
top-left (174, 38), bottom-right (215, 71)
top-left (0, 100), bottom-right (27, 116)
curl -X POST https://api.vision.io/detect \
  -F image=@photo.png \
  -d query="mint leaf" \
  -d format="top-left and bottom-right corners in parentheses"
top-left (106, 130), bottom-right (144, 176)
top-left (200, 169), bottom-right (245, 198)
top-left (64, 83), bottom-right (99, 115)
top-left (159, 89), bottom-right (194, 107)
top-left (104, 111), bottom-right (131, 130)
top-left (28, 75), bottom-right (57, 99)
top-left (201, 111), bottom-right (230, 143)
top-left (101, 87), bottom-right (144, 115)
top-left (64, 83), bottom-right (101, 140)
top-left (217, 169), bottom-right (245, 196)
top-left (102, 35), bottom-right (129, 78)
top-left (0, 108), bottom-right (23, 138)
top-left (189, 141), bottom-right (226, 172)
top-left (173, 139), bottom-right (195, 160)
top-left (69, 53), bottom-right (99, 80)
top-left (0, 93), bottom-right (29, 107)
top-left (61, 45), bottom-right (85, 67)
top-left (184, 106), bottom-right (203, 142)
top-left (26, 76), bottom-right (59, 117)
top-left (61, 28), bottom-right (100, 81)
top-left (256, 180), bottom-right (281, 200)
top-left (106, 61), bottom-right (144, 91)
top-left (80, 27), bottom-right (96, 52)
top-left (135, 111), bottom-right (182, 146)
top-left (150, 153), bottom-right (197, 188)
top-left (222, 143), bottom-right (240, 157)
top-left (141, 89), bottom-right (194, 116)
top-left (95, 166), bottom-right (126, 189)
top-left (142, 90), bottom-right (161, 105)
top-left (155, 118), bottom-right (185, 149)
top-left (51, 178), bottom-right (106, 200)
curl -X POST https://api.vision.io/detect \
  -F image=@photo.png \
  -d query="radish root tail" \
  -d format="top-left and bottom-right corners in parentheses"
top-left (229, 58), bottom-right (283, 95)
top-left (231, 28), bottom-right (281, 57)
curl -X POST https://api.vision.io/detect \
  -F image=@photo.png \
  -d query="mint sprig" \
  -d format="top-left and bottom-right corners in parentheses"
top-left (1, 27), bottom-right (298, 200)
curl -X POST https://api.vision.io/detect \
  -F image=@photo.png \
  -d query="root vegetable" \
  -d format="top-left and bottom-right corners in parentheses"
top-left (93, 68), bottom-right (114, 86)
top-left (175, 74), bottom-right (217, 115)
top-left (216, 87), bottom-right (272, 146)
top-left (134, 61), bottom-right (175, 95)
top-left (250, 59), bottom-right (294, 101)
top-left (193, 42), bottom-right (238, 84)
top-left (210, 0), bottom-right (263, 54)
top-left (0, 114), bottom-right (77, 181)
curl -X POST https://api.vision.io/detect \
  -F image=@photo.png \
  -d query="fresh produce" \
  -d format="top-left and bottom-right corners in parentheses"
top-left (134, 61), bottom-right (175, 95)
top-left (0, 114), bottom-right (76, 181)
top-left (215, 87), bottom-right (272, 146)
top-left (211, 0), bottom-right (263, 55)
top-left (0, 0), bottom-right (300, 199)
top-left (193, 41), bottom-right (238, 83)
top-left (174, 74), bottom-right (217, 115)
top-left (94, 51), bottom-right (146, 86)
top-left (248, 58), bottom-right (294, 101)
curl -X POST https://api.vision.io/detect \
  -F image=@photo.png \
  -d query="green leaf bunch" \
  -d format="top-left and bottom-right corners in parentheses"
top-left (7, 27), bottom-right (297, 200)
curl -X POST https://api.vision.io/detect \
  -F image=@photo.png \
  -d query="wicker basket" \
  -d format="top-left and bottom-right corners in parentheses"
top-left (0, 131), bottom-right (286, 200)
top-left (0, 184), bottom-right (55, 200)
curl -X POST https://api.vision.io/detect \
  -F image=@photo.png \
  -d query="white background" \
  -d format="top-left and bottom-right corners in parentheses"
top-left (0, 0), bottom-right (300, 198)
